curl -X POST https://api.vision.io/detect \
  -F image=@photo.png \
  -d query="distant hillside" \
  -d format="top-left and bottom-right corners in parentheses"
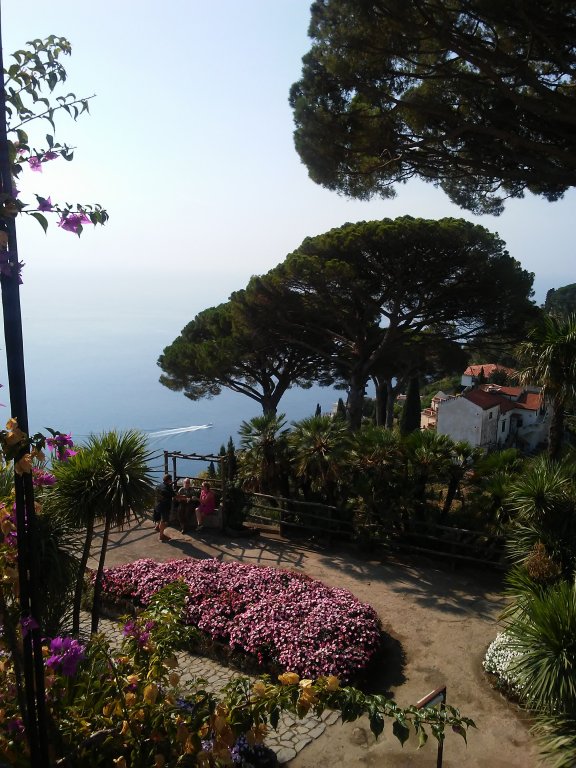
top-left (545, 283), bottom-right (576, 317)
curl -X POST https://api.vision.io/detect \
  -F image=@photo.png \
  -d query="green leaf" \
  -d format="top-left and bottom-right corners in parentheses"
top-left (417, 727), bottom-right (428, 748)
top-left (270, 707), bottom-right (279, 730)
top-left (368, 710), bottom-right (384, 737)
top-left (45, 134), bottom-right (54, 148)
top-left (29, 211), bottom-right (48, 233)
top-left (393, 719), bottom-right (410, 746)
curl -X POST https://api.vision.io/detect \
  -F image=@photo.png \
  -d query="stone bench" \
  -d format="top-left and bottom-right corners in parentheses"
top-left (200, 505), bottom-right (224, 532)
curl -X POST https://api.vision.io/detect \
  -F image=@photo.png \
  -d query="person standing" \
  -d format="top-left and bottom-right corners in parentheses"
top-left (195, 481), bottom-right (216, 529)
top-left (153, 473), bottom-right (175, 542)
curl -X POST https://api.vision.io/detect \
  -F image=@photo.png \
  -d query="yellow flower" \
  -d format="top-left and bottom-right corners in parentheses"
top-left (124, 692), bottom-right (137, 707)
top-left (176, 722), bottom-right (189, 744)
top-left (299, 687), bottom-right (319, 708)
top-left (113, 759), bottom-right (127, 768)
top-left (120, 720), bottom-right (130, 737)
top-left (168, 671), bottom-right (180, 687)
top-left (278, 672), bottom-right (300, 685)
top-left (252, 681), bottom-right (267, 698)
top-left (249, 723), bottom-right (268, 744)
top-left (164, 654), bottom-right (178, 668)
top-left (103, 703), bottom-right (113, 717)
top-left (15, 453), bottom-right (32, 475)
top-left (5, 426), bottom-right (26, 446)
top-left (299, 679), bottom-right (314, 689)
top-left (31, 448), bottom-right (45, 462)
top-left (214, 716), bottom-right (228, 735)
top-left (125, 674), bottom-right (139, 687)
top-left (143, 683), bottom-right (159, 705)
top-left (325, 675), bottom-right (340, 691)
top-left (5, 418), bottom-right (18, 432)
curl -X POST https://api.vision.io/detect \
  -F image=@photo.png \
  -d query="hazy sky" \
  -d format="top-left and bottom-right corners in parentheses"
top-left (1, 1), bottom-right (575, 431)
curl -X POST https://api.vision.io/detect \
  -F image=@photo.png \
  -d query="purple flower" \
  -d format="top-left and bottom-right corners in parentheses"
top-left (20, 615), bottom-right (39, 638)
top-left (47, 433), bottom-right (77, 461)
top-left (0, 251), bottom-right (25, 284)
top-left (32, 468), bottom-right (56, 487)
top-left (28, 156), bottom-right (42, 172)
top-left (57, 213), bottom-right (91, 234)
top-left (37, 196), bottom-right (53, 212)
top-left (42, 151), bottom-right (58, 162)
top-left (46, 636), bottom-right (86, 677)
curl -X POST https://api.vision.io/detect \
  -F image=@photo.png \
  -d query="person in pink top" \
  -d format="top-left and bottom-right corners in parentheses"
top-left (195, 481), bottom-right (216, 529)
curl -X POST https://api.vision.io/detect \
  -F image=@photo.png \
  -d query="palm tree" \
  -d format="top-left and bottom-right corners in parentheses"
top-left (237, 413), bottom-right (289, 495)
top-left (45, 430), bottom-right (154, 634)
top-left (516, 313), bottom-right (576, 459)
top-left (439, 441), bottom-right (482, 521)
top-left (288, 415), bottom-right (352, 506)
top-left (348, 424), bottom-right (403, 526)
top-left (402, 430), bottom-right (453, 518)
top-left (468, 448), bottom-right (523, 527)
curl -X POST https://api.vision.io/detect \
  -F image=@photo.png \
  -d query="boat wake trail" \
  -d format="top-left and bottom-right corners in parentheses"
top-left (146, 424), bottom-right (213, 439)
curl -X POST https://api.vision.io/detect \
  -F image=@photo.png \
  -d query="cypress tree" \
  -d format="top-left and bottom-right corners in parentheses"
top-left (400, 376), bottom-right (422, 435)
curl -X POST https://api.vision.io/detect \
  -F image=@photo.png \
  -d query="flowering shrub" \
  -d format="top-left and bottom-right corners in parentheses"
top-left (100, 558), bottom-right (383, 682)
top-left (0, 582), bottom-right (474, 767)
top-left (483, 632), bottom-right (523, 699)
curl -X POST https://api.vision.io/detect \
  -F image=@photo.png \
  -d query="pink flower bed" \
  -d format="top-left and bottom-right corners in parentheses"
top-left (100, 558), bottom-right (383, 682)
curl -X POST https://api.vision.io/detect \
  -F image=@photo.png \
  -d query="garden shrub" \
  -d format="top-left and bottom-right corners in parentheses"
top-left (99, 558), bottom-right (383, 683)
top-left (483, 631), bottom-right (523, 700)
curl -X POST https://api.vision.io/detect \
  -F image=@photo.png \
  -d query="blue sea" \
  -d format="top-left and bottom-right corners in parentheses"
top-left (16, 317), bottom-right (338, 479)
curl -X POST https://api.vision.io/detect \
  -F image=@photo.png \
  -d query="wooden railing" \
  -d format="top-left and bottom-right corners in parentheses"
top-left (243, 492), bottom-right (507, 569)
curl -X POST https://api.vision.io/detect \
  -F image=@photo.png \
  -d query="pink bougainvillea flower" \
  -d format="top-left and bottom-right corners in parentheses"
top-left (47, 433), bottom-right (77, 461)
top-left (32, 467), bottom-right (56, 487)
top-left (27, 156), bottom-right (42, 172)
top-left (58, 212), bottom-right (91, 234)
top-left (37, 196), bottom-right (53, 212)
top-left (0, 251), bottom-right (25, 283)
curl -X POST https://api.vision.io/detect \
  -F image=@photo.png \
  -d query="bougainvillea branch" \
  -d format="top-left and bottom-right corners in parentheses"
top-left (0, 28), bottom-right (107, 766)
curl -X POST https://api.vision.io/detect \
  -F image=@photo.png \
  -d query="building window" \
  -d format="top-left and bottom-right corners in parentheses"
top-left (501, 421), bottom-right (506, 433)
top-left (489, 412), bottom-right (493, 419)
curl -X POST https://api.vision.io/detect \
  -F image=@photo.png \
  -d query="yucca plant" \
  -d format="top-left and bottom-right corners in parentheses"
top-left (532, 712), bottom-right (576, 768)
top-left (505, 578), bottom-right (576, 714)
top-left (506, 455), bottom-right (576, 578)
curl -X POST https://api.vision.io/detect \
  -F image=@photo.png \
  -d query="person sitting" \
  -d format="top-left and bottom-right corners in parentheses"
top-left (153, 473), bottom-right (175, 542)
top-left (174, 477), bottom-right (197, 533)
top-left (195, 481), bottom-right (216, 529)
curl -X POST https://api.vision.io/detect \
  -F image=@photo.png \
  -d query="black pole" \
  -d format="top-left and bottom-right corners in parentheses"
top-left (0, 9), bottom-right (50, 766)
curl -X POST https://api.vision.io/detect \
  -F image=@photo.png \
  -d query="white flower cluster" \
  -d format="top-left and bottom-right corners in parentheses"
top-left (483, 632), bottom-right (523, 697)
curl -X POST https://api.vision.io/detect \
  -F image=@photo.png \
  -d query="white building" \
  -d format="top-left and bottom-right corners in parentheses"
top-left (436, 384), bottom-right (549, 452)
